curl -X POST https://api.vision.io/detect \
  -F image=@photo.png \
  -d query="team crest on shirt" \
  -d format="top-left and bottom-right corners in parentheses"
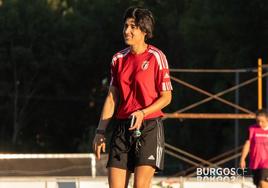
top-left (141, 61), bottom-right (149, 70)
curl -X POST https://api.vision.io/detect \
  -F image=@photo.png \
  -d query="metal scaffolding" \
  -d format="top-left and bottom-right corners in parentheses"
top-left (163, 59), bottom-right (268, 177)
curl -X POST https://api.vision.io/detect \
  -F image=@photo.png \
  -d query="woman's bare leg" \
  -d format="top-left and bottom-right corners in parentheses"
top-left (108, 167), bottom-right (131, 188)
top-left (259, 180), bottom-right (268, 188)
top-left (133, 165), bottom-right (155, 188)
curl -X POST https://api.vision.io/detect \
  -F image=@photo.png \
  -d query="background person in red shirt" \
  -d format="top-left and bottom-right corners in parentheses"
top-left (240, 109), bottom-right (268, 188)
top-left (92, 6), bottom-right (172, 188)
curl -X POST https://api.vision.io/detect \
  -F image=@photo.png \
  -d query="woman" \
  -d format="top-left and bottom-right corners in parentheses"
top-left (240, 109), bottom-right (268, 188)
top-left (92, 6), bottom-right (172, 188)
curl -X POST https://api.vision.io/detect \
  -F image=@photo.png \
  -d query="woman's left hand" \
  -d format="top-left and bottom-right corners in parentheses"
top-left (128, 110), bottom-right (145, 130)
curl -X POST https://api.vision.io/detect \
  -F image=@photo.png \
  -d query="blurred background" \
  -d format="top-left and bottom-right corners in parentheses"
top-left (0, 0), bottom-right (268, 177)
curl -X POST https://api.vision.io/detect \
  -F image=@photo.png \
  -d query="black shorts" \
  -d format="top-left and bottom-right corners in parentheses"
top-left (252, 169), bottom-right (268, 185)
top-left (106, 117), bottom-right (165, 172)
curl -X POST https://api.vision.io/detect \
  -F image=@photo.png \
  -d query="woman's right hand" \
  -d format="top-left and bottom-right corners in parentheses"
top-left (240, 159), bottom-right (246, 169)
top-left (92, 134), bottom-right (106, 160)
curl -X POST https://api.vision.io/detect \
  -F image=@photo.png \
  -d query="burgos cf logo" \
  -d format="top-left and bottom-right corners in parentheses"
top-left (141, 61), bottom-right (149, 70)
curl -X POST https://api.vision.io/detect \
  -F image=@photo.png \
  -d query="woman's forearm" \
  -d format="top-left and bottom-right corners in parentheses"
top-left (97, 86), bottom-right (118, 131)
top-left (240, 140), bottom-right (250, 161)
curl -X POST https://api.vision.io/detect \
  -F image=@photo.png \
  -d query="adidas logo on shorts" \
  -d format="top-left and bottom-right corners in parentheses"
top-left (148, 155), bottom-right (155, 160)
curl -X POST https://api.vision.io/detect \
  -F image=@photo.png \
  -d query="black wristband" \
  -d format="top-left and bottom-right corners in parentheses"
top-left (96, 129), bottom-right (105, 135)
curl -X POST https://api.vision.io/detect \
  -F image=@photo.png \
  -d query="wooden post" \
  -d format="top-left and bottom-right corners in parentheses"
top-left (258, 58), bottom-right (263, 110)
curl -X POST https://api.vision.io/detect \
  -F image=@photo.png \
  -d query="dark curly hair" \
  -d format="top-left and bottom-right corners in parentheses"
top-left (123, 6), bottom-right (155, 40)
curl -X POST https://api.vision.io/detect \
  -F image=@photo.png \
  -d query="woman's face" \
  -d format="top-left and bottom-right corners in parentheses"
top-left (256, 115), bottom-right (268, 129)
top-left (123, 18), bottom-right (146, 46)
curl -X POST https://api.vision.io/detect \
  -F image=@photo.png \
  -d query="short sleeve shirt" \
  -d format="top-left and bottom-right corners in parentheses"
top-left (110, 45), bottom-right (173, 119)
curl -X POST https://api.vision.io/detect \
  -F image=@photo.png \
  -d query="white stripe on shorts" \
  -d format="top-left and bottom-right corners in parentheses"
top-left (156, 120), bottom-right (163, 168)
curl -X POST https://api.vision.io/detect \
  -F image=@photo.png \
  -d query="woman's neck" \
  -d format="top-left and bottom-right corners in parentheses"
top-left (130, 43), bottom-right (148, 55)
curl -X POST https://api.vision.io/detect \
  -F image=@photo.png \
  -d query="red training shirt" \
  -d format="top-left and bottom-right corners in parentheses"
top-left (110, 45), bottom-right (173, 120)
